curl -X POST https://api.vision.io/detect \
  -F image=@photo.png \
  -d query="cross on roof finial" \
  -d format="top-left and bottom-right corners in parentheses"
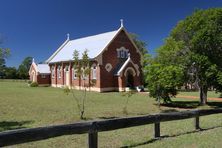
top-left (32, 58), bottom-right (35, 63)
top-left (120, 19), bottom-right (124, 27)
top-left (67, 33), bottom-right (70, 40)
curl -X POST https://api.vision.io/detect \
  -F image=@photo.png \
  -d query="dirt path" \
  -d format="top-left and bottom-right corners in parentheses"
top-left (139, 92), bottom-right (222, 102)
top-left (176, 95), bottom-right (222, 102)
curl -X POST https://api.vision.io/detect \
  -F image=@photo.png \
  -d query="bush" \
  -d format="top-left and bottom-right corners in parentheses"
top-left (27, 80), bottom-right (32, 84)
top-left (30, 82), bottom-right (38, 87)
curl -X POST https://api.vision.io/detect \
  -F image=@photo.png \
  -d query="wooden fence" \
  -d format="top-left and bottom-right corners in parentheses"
top-left (1, 108), bottom-right (222, 148)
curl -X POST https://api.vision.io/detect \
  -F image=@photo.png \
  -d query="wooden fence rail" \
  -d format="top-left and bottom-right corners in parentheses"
top-left (1, 108), bottom-right (222, 147)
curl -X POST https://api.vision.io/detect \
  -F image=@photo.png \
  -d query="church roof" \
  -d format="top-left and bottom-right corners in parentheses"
top-left (37, 64), bottom-right (51, 74)
top-left (46, 27), bottom-right (122, 63)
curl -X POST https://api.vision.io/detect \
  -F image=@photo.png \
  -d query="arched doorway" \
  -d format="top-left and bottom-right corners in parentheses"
top-left (126, 69), bottom-right (134, 88)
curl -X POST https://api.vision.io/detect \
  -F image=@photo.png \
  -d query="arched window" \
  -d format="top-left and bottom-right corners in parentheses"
top-left (72, 68), bottom-right (77, 80)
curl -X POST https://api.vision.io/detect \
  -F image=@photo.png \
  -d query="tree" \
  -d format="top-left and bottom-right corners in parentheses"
top-left (4, 67), bottom-right (18, 79)
top-left (146, 64), bottom-right (184, 103)
top-left (170, 8), bottom-right (222, 105)
top-left (130, 33), bottom-right (148, 56)
top-left (17, 57), bottom-right (32, 79)
top-left (64, 49), bottom-right (91, 119)
top-left (0, 43), bottom-right (10, 78)
top-left (130, 33), bottom-right (150, 86)
top-left (146, 8), bottom-right (222, 105)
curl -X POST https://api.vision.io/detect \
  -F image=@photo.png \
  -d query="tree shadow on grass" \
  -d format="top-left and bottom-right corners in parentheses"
top-left (160, 101), bottom-right (200, 109)
top-left (98, 116), bottom-right (119, 120)
top-left (0, 121), bottom-right (34, 132)
top-left (207, 102), bottom-right (222, 108)
top-left (121, 125), bottom-right (222, 148)
top-left (160, 101), bottom-right (222, 109)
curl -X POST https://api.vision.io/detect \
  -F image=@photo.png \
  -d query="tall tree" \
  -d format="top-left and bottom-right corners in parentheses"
top-left (17, 57), bottom-right (32, 79)
top-left (146, 8), bottom-right (222, 105)
top-left (170, 8), bottom-right (222, 105)
top-left (0, 42), bottom-right (10, 78)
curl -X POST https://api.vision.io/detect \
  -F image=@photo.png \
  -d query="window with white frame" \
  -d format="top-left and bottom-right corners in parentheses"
top-left (72, 68), bottom-right (78, 80)
top-left (51, 66), bottom-right (55, 78)
top-left (58, 65), bottom-right (61, 79)
top-left (117, 47), bottom-right (129, 59)
top-left (92, 65), bottom-right (97, 80)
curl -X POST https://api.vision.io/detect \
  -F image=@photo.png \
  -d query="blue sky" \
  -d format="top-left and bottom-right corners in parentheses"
top-left (1, 0), bottom-right (221, 67)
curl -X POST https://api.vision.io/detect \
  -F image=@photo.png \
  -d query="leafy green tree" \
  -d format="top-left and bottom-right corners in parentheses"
top-left (130, 33), bottom-right (150, 86)
top-left (4, 67), bottom-right (18, 79)
top-left (0, 45), bottom-right (10, 78)
top-left (146, 8), bottom-right (222, 105)
top-left (130, 33), bottom-right (148, 56)
top-left (169, 8), bottom-right (222, 105)
top-left (146, 64), bottom-right (184, 103)
top-left (17, 57), bottom-right (32, 79)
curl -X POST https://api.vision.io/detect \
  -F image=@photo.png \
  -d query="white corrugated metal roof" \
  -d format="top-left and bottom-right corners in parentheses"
top-left (48, 29), bottom-right (120, 63)
top-left (37, 64), bottom-right (50, 74)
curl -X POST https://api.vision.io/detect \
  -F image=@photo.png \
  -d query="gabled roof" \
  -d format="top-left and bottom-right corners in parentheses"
top-left (29, 62), bottom-right (51, 74)
top-left (37, 64), bottom-right (50, 74)
top-left (46, 26), bottom-right (141, 63)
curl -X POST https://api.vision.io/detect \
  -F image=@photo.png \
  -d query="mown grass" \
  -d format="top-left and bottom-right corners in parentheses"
top-left (1, 81), bottom-right (222, 147)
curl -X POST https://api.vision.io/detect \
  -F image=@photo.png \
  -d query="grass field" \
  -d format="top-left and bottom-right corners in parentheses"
top-left (1, 81), bottom-right (222, 147)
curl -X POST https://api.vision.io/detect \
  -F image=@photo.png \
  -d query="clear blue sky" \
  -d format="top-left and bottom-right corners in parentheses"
top-left (1, 0), bottom-right (221, 67)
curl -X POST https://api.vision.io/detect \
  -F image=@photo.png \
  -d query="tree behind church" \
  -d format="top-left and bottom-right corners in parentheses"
top-left (17, 56), bottom-right (32, 79)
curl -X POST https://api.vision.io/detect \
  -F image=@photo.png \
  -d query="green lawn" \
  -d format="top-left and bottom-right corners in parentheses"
top-left (178, 90), bottom-right (222, 98)
top-left (1, 81), bottom-right (222, 147)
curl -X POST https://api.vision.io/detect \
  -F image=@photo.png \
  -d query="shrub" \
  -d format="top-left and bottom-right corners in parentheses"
top-left (30, 82), bottom-right (38, 87)
top-left (27, 80), bottom-right (32, 84)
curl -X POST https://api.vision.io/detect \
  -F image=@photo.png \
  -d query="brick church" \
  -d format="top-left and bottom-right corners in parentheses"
top-left (29, 21), bottom-right (143, 92)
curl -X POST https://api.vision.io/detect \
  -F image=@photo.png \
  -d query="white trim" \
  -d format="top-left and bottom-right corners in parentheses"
top-left (28, 62), bottom-right (38, 75)
top-left (105, 63), bottom-right (112, 72)
top-left (46, 39), bottom-right (70, 63)
top-left (95, 27), bottom-right (123, 58)
top-left (50, 84), bottom-right (128, 92)
top-left (121, 27), bottom-right (142, 57)
top-left (96, 27), bottom-right (142, 59)
top-left (116, 56), bottom-right (140, 76)
top-left (124, 67), bottom-right (136, 77)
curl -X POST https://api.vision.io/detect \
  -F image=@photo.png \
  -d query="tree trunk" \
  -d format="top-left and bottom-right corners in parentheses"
top-left (200, 85), bottom-right (208, 105)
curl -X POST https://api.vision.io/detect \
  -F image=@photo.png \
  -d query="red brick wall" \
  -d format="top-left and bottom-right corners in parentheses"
top-left (100, 30), bottom-right (143, 88)
top-left (37, 74), bottom-right (51, 84)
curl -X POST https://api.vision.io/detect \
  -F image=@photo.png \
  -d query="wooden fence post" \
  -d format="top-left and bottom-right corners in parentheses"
top-left (88, 132), bottom-right (98, 148)
top-left (154, 122), bottom-right (160, 138)
top-left (195, 116), bottom-right (200, 130)
top-left (88, 122), bottom-right (98, 148)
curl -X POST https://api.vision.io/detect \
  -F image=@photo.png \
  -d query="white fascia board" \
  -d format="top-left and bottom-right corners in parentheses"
top-left (45, 39), bottom-right (70, 63)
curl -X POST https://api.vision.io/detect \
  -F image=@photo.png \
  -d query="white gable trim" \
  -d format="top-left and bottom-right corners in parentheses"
top-left (122, 27), bottom-right (142, 57)
top-left (46, 39), bottom-right (70, 63)
top-left (116, 57), bottom-right (140, 77)
top-left (95, 27), bottom-right (123, 58)
top-left (96, 27), bottom-right (142, 60)
top-left (28, 62), bottom-right (38, 75)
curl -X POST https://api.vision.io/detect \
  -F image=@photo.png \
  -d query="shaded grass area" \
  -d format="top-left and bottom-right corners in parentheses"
top-left (1, 81), bottom-right (222, 147)
top-left (0, 121), bottom-right (33, 131)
